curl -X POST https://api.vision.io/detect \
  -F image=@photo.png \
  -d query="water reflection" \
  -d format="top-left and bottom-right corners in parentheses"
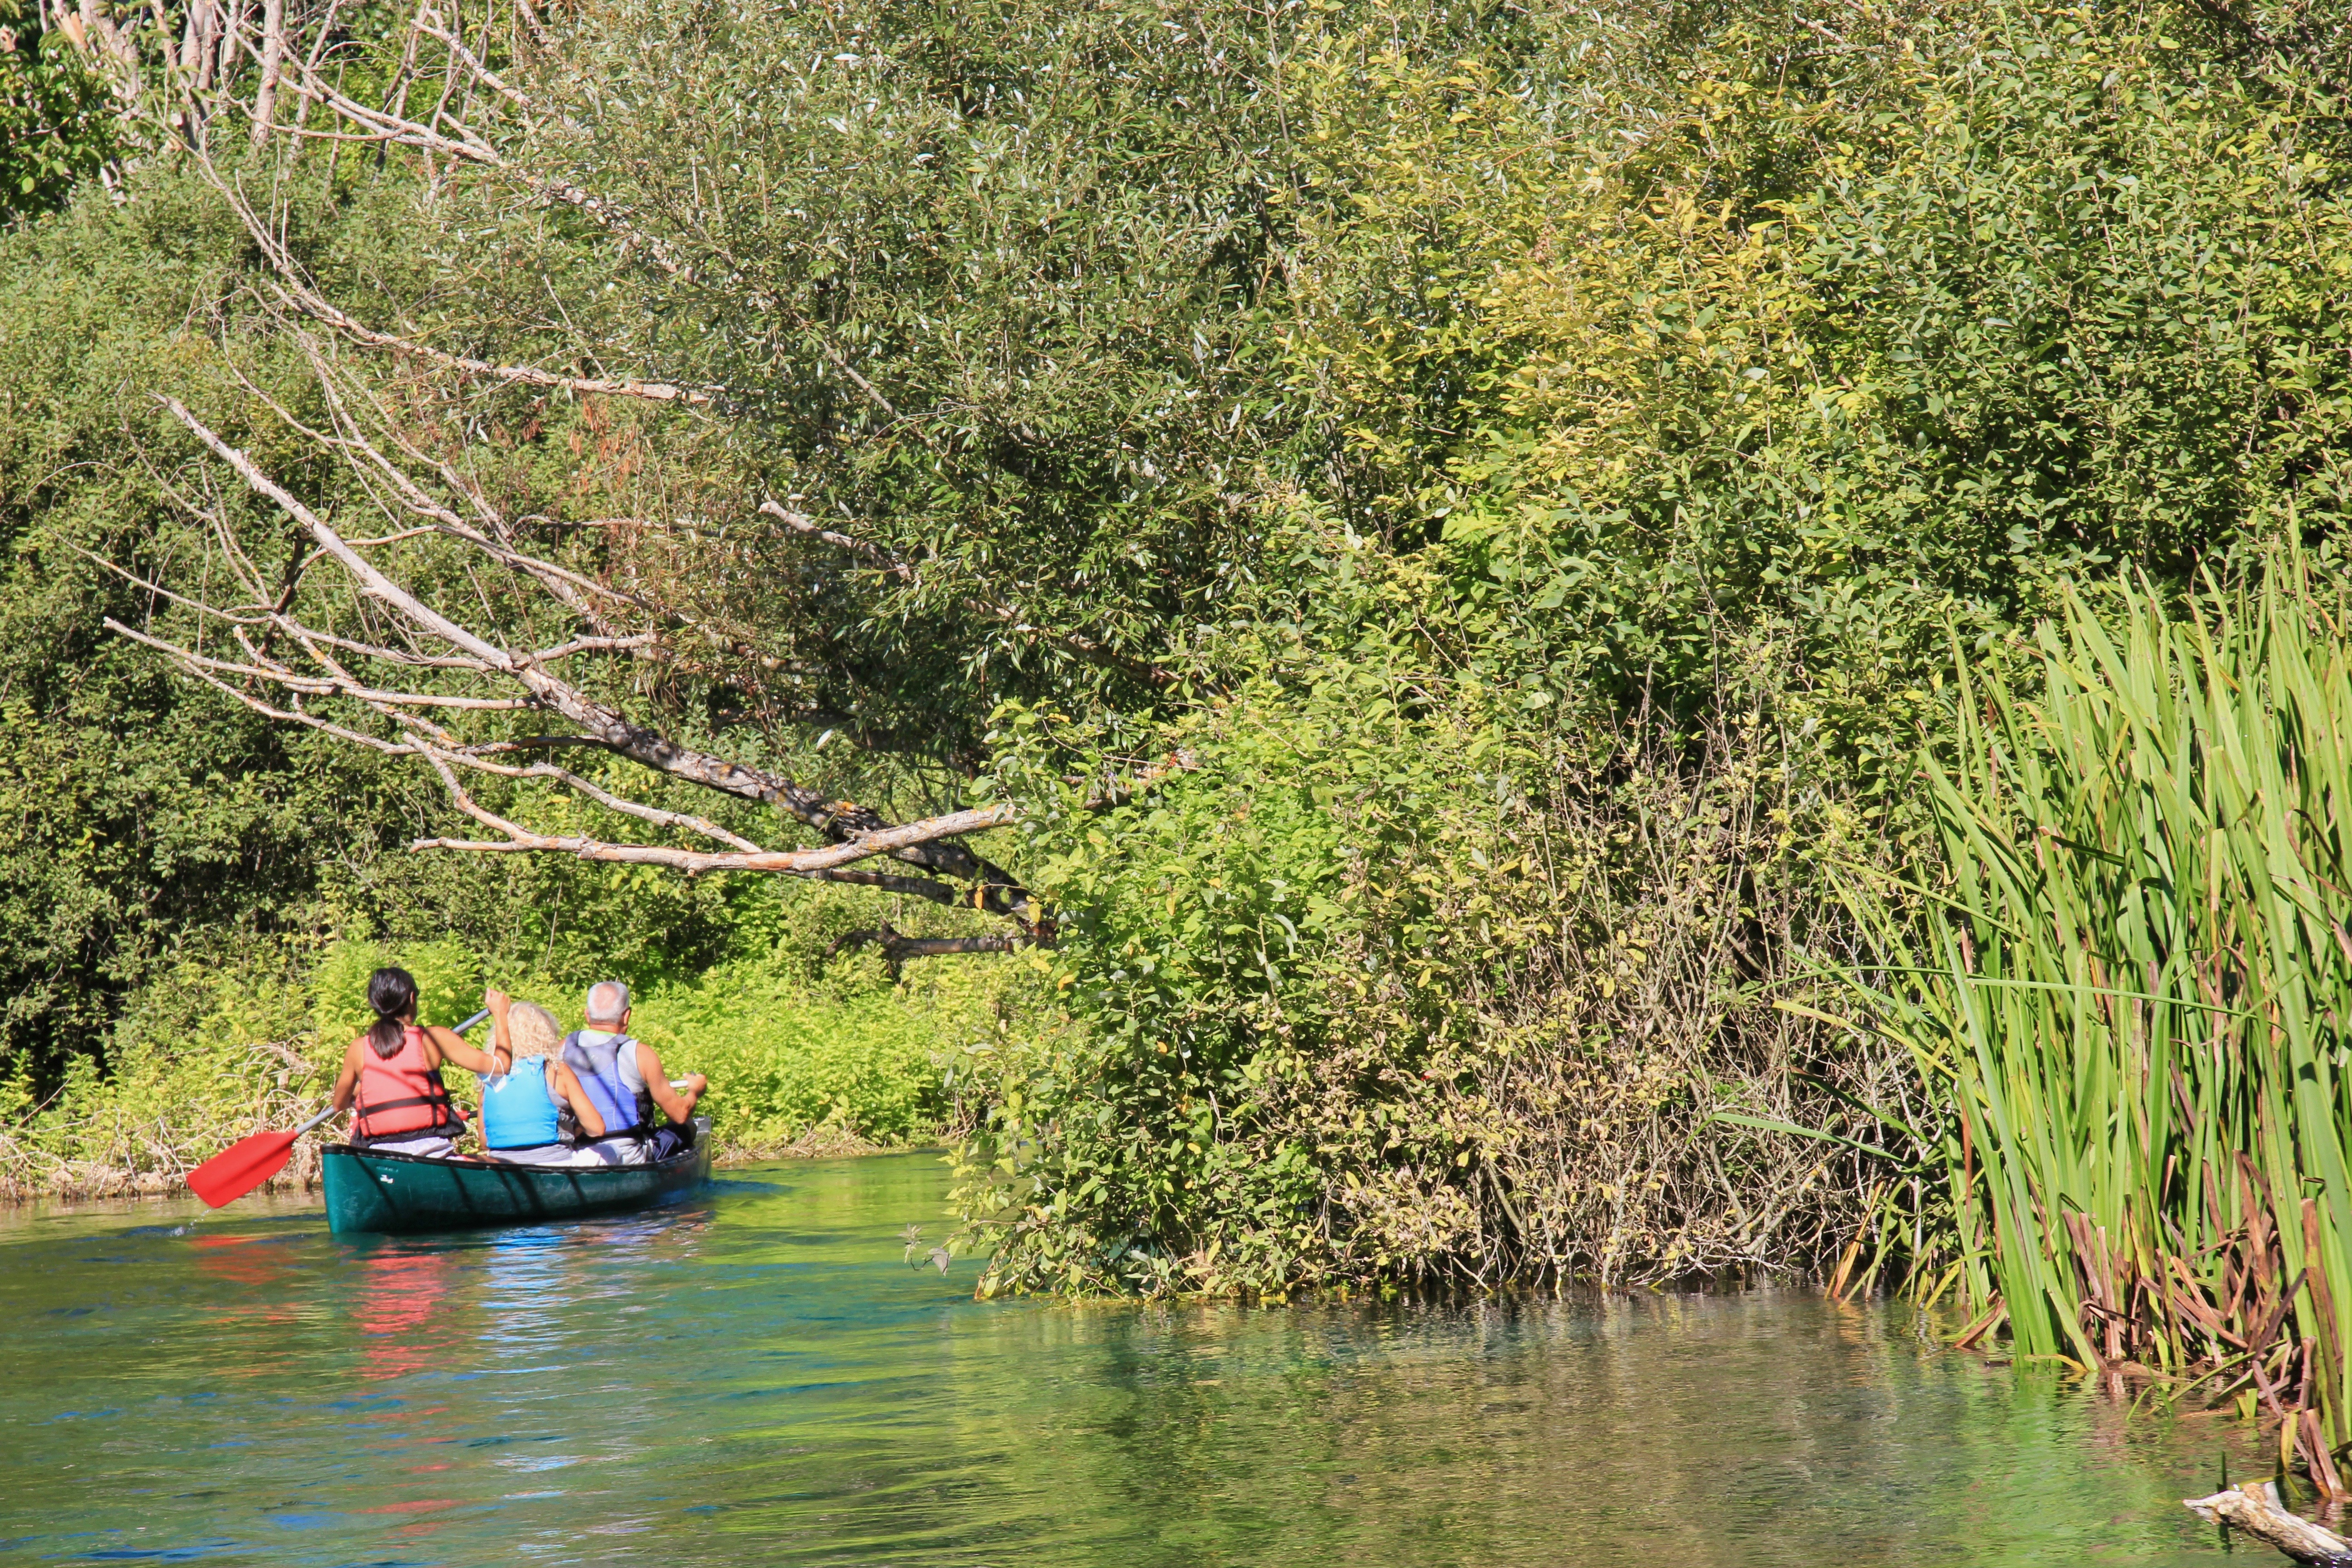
top-left (477, 1229), bottom-right (573, 1333)
top-left (354, 1244), bottom-right (460, 1384)
top-left (0, 1156), bottom-right (2264, 1568)
top-left (190, 1233), bottom-right (306, 1352)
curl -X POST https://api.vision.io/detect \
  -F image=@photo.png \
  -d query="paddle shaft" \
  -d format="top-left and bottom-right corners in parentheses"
top-left (287, 1103), bottom-right (342, 1138)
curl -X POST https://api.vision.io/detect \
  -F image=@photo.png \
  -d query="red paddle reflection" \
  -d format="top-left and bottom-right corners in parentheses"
top-left (190, 1235), bottom-right (303, 1351)
top-left (354, 1247), bottom-right (458, 1384)
top-left (192, 1234), bottom-right (297, 1286)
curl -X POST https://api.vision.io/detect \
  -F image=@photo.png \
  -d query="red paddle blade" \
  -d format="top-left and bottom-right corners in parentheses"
top-left (187, 1129), bottom-right (301, 1208)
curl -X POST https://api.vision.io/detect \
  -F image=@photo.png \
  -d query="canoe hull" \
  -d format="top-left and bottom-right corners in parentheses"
top-left (321, 1121), bottom-right (711, 1235)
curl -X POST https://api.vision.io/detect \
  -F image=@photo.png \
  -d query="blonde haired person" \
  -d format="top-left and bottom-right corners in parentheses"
top-left (476, 990), bottom-right (608, 1166)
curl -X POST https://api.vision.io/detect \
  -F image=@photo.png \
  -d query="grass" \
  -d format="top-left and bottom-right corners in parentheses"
top-left (1846, 554), bottom-right (2352, 1496)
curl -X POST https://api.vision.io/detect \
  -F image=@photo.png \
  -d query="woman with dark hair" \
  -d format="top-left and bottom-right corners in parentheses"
top-left (329, 966), bottom-right (508, 1157)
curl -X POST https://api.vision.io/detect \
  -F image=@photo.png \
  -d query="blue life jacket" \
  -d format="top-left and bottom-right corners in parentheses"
top-left (560, 1030), bottom-right (652, 1141)
top-left (480, 1056), bottom-right (563, 1150)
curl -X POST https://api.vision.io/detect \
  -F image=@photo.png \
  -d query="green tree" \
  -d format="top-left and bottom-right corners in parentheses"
top-left (0, 7), bottom-right (120, 220)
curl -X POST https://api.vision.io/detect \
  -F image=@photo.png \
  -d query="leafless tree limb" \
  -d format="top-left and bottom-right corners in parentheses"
top-left (829, 922), bottom-right (1029, 975)
top-left (422, 747), bottom-right (763, 852)
top-left (76, 544), bottom-right (270, 625)
top-left (104, 618), bottom-right (536, 708)
top-left (412, 746), bottom-right (1019, 875)
top-left (248, 33), bottom-right (917, 427)
top-left (156, 653), bottom-right (425, 756)
top-left (270, 277), bottom-right (720, 405)
top-left (208, 172), bottom-right (721, 407)
top-left (126, 392), bottom-right (1043, 926)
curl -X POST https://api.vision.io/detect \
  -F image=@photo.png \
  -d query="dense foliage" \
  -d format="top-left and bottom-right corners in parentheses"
top-left (0, 6), bottom-right (120, 218)
top-left (10, 0), bottom-right (2352, 1348)
top-left (950, 0), bottom-right (2352, 1292)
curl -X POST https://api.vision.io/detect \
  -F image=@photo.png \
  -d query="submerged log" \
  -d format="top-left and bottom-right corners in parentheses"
top-left (2185, 1482), bottom-right (2352, 1565)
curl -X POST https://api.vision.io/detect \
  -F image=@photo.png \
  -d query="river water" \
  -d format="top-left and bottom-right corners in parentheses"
top-left (0, 1152), bottom-right (2264, 1566)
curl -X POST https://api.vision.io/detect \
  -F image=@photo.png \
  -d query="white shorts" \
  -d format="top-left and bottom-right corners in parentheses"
top-left (363, 1135), bottom-right (460, 1158)
top-left (484, 1142), bottom-right (607, 1167)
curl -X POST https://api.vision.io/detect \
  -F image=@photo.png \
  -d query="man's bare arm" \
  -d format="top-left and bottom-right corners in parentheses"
top-left (634, 1042), bottom-right (705, 1125)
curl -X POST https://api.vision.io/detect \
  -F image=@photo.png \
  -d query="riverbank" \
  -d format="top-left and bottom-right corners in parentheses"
top-left (0, 1125), bottom-right (924, 1204)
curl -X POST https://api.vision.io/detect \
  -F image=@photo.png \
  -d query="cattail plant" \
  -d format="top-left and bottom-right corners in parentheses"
top-left (1845, 555), bottom-right (2352, 1496)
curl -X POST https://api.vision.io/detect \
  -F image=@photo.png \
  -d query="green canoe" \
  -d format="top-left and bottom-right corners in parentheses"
top-left (321, 1119), bottom-right (712, 1235)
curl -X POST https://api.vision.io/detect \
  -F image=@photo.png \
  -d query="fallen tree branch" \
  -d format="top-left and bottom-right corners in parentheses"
top-left (410, 805), bottom-right (1016, 873)
top-left (427, 746), bottom-right (766, 853)
top-left (155, 653), bottom-right (425, 756)
top-left (104, 618), bottom-right (536, 709)
top-left (140, 393), bottom-right (1040, 914)
top-left (271, 278), bottom-right (721, 406)
top-left (411, 738), bottom-right (1019, 874)
top-left (214, 174), bottom-right (719, 407)
top-left (2185, 1482), bottom-right (2352, 1564)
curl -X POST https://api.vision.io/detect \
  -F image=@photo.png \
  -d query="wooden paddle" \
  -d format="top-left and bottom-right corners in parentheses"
top-left (186, 1008), bottom-right (491, 1209)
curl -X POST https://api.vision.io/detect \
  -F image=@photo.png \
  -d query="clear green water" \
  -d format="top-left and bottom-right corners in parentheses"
top-left (0, 1153), bottom-right (2263, 1565)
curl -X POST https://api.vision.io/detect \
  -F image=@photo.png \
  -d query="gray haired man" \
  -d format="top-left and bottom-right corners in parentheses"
top-left (559, 980), bottom-right (708, 1163)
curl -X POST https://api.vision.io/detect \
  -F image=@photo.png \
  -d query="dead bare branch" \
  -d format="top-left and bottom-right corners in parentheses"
top-left (431, 746), bottom-right (765, 852)
top-left (412, 758), bottom-right (1019, 876)
top-left (127, 396), bottom-right (1042, 919)
top-left (105, 618), bottom-right (537, 709)
top-left (267, 277), bottom-right (719, 406)
top-left (830, 922), bottom-right (1033, 974)
top-left (76, 544), bottom-right (270, 625)
top-left (157, 655), bottom-right (422, 756)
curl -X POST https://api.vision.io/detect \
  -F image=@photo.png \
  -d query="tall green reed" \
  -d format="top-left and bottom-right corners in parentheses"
top-left (1846, 557), bottom-right (2352, 1494)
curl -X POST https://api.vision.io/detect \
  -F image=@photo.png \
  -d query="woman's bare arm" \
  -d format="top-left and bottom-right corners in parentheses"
top-left (486, 989), bottom-right (515, 1070)
top-left (330, 1038), bottom-right (365, 1112)
top-left (550, 1061), bottom-right (606, 1139)
top-left (426, 1024), bottom-right (505, 1077)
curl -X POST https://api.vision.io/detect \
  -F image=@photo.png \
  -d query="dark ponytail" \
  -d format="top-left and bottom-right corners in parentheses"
top-left (366, 966), bottom-right (419, 1058)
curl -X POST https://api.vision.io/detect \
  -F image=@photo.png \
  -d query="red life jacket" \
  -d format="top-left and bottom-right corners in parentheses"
top-left (353, 1026), bottom-right (467, 1143)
